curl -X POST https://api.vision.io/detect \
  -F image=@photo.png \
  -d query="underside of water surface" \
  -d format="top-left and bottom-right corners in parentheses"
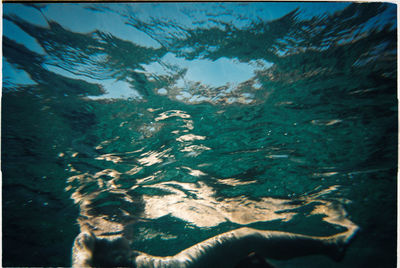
top-left (2, 2), bottom-right (397, 267)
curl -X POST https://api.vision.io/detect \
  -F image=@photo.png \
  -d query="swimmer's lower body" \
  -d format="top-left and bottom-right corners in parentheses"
top-left (72, 224), bottom-right (359, 268)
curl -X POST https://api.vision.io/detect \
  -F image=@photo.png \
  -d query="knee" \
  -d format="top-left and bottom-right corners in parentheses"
top-left (72, 232), bottom-right (132, 267)
top-left (72, 231), bottom-right (96, 267)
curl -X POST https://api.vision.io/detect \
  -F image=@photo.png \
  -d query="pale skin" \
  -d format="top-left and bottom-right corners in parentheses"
top-left (72, 224), bottom-right (359, 268)
top-left (70, 167), bottom-right (358, 267)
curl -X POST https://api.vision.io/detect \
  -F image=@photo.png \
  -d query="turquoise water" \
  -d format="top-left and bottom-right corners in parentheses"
top-left (2, 2), bottom-right (397, 267)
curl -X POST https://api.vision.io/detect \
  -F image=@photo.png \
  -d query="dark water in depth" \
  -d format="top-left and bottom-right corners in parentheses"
top-left (2, 3), bottom-right (397, 267)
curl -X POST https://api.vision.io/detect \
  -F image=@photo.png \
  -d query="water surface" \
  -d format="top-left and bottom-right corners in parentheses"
top-left (2, 2), bottom-right (397, 267)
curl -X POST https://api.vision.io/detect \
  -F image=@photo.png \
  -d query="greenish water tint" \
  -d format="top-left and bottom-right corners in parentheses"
top-left (2, 2), bottom-right (397, 267)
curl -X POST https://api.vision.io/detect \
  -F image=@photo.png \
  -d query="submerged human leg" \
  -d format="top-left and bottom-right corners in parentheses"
top-left (133, 225), bottom-right (359, 268)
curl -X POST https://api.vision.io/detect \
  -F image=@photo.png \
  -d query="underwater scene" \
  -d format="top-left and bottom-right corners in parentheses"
top-left (2, 2), bottom-right (397, 268)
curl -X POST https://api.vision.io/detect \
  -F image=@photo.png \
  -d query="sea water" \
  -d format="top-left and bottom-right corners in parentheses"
top-left (2, 2), bottom-right (397, 267)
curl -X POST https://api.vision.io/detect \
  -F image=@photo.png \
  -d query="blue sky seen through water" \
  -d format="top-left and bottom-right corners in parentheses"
top-left (3, 2), bottom-right (355, 100)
